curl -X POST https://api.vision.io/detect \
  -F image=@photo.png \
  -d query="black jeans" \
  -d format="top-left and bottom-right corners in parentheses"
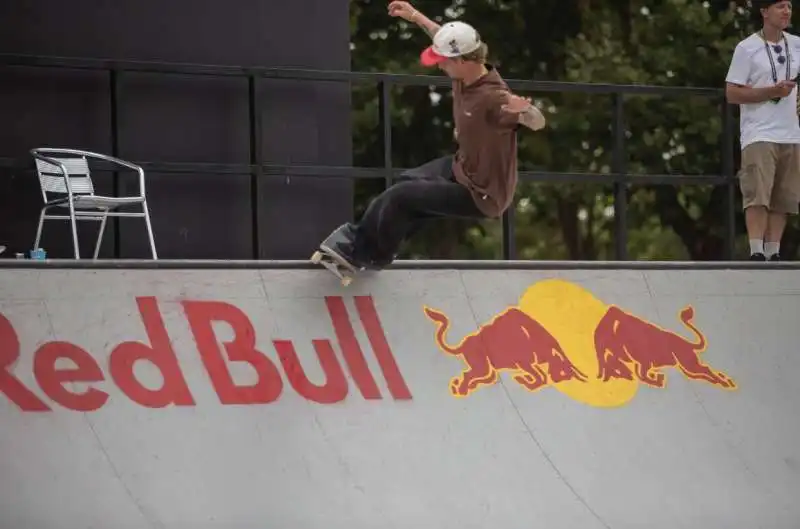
top-left (353, 155), bottom-right (486, 264)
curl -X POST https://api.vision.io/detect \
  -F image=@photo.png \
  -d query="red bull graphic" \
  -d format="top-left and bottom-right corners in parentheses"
top-left (0, 296), bottom-right (412, 413)
top-left (595, 305), bottom-right (736, 389)
top-left (425, 279), bottom-right (737, 407)
top-left (424, 307), bottom-right (587, 397)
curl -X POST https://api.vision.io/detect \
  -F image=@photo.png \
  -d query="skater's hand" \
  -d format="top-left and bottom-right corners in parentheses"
top-left (388, 1), bottom-right (419, 22)
top-left (501, 94), bottom-right (546, 131)
top-left (500, 94), bottom-right (533, 114)
top-left (388, 1), bottom-right (440, 37)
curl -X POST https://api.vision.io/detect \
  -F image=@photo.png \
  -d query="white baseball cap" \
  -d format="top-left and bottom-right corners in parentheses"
top-left (420, 21), bottom-right (482, 66)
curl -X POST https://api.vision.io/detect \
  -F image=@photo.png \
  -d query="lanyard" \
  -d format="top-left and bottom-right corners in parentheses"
top-left (760, 30), bottom-right (791, 83)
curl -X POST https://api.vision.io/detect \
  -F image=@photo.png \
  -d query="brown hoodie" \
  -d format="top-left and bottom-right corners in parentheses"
top-left (451, 65), bottom-right (519, 218)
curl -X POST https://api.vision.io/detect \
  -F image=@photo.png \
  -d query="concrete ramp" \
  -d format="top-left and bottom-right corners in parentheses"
top-left (1, 263), bottom-right (799, 529)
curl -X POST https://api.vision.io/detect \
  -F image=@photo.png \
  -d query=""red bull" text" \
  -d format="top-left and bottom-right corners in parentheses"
top-left (0, 296), bottom-right (412, 412)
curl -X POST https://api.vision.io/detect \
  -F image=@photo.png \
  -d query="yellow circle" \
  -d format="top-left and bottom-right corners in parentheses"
top-left (518, 279), bottom-right (638, 407)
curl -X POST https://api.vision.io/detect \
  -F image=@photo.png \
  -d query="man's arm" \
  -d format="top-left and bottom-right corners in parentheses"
top-left (726, 83), bottom-right (783, 104)
top-left (388, 2), bottom-right (440, 38)
top-left (517, 105), bottom-right (546, 131)
top-left (409, 9), bottom-right (441, 38)
top-left (724, 42), bottom-right (787, 104)
top-left (489, 92), bottom-right (546, 131)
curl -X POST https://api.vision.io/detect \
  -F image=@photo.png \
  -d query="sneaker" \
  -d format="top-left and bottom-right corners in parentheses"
top-left (320, 224), bottom-right (368, 269)
top-left (768, 253), bottom-right (781, 262)
top-left (750, 252), bottom-right (766, 261)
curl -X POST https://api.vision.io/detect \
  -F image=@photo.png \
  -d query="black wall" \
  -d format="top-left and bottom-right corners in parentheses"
top-left (0, 0), bottom-right (353, 259)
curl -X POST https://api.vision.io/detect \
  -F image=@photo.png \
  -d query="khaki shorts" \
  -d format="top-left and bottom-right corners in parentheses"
top-left (738, 141), bottom-right (800, 214)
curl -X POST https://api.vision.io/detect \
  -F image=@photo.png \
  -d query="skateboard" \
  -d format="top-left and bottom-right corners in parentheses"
top-left (310, 245), bottom-right (361, 286)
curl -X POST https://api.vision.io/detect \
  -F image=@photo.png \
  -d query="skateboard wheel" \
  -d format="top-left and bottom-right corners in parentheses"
top-left (310, 251), bottom-right (323, 264)
top-left (341, 276), bottom-right (352, 287)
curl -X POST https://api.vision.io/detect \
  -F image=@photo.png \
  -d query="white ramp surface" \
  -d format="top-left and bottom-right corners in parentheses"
top-left (0, 267), bottom-right (798, 529)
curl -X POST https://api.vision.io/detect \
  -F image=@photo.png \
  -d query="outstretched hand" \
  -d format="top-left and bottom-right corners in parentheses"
top-left (501, 94), bottom-right (546, 131)
top-left (501, 94), bottom-right (533, 114)
top-left (388, 1), bottom-right (417, 21)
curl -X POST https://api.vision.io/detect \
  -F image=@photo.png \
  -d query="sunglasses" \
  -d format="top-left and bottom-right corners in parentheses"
top-left (765, 41), bottom-right (794, 103)
top-left (771, 44), bottom-right (788, 64)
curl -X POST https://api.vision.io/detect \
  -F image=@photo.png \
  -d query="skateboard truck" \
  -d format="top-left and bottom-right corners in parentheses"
top-left (310, 246), bottom-right (360, 286)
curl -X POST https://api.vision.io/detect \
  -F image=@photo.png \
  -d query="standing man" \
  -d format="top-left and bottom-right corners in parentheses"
top-left (318, 1), bottom-right (546, 269)
top-left (725, 0), bottom-right (800, 261)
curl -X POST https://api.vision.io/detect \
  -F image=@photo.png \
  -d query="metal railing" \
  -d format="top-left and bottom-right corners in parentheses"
top-left (0, 53), bottom-right (737, 260)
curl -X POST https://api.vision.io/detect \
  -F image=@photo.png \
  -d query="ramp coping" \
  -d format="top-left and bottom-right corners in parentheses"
top-left (0, 258), bottom-right (797, 270)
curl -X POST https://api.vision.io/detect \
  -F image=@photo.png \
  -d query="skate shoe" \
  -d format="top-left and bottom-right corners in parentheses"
top-left (320, 224), bottom-right (369, 270)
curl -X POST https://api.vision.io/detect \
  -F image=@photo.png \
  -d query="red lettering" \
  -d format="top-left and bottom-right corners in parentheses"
top-left (109, 297), bottom-right (195, 408)
top-left (354, 296), bottom-right (412, 400)
top-left (0, 313), bottom-right (50, 411)
top-left (325, 296), bottom-right (381, 399)
top-left (273, 339), bottom-right (347, 403)
top-left (34, 342), bottom-right (108, 411)
top-left (3, 295), bottom-right (410, 412)
top-left (183, 300), bottom-right (283, 405)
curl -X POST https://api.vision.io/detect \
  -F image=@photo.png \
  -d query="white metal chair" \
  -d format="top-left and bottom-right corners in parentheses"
top-left (30, 148), bottom-right (158, 260)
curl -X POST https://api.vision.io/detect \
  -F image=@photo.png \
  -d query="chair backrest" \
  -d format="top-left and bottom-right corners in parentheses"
top-left (34, 156), bottom-right (95, 200)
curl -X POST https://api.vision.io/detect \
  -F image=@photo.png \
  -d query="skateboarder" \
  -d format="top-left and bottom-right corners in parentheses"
top-left (320, 1), bottom-right (546, 269)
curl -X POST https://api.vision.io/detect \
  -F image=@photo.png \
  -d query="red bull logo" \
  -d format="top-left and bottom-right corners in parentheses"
top-left (424, 307), bottom-right (587, 397)
top-left (424, 279), bottom-right (737, 407)
top-left (594, 305), bottom-right (735, 389)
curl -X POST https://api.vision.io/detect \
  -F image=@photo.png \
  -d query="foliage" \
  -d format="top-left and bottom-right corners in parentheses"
top-left (348, 0), bottom-right (800, 260)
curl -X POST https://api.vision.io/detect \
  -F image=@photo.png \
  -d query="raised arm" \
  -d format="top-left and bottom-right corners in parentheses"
top-left (388, 1), bottom-right (441, 38)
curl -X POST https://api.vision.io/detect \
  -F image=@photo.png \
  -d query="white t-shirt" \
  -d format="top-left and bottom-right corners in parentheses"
top-left (725, 31), bottom-right (800, 149)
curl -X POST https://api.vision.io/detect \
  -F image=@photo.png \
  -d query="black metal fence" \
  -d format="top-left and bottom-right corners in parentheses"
top-left (0, 53), bottom-right (737, 260)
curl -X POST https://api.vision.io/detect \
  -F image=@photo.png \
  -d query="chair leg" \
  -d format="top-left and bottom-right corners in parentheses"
top-left (142, 200), bottom-right (157, 260)
top-left (68, 204), bottom-right (80, 259)
top-left (93, 209), bottom-right (110, 260)
top-left (33, 208), bottom-right (47, 250)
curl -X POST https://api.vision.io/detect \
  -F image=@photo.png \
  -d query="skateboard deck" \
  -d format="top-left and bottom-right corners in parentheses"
top-left (310, 245), bottom-right (360, 286)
